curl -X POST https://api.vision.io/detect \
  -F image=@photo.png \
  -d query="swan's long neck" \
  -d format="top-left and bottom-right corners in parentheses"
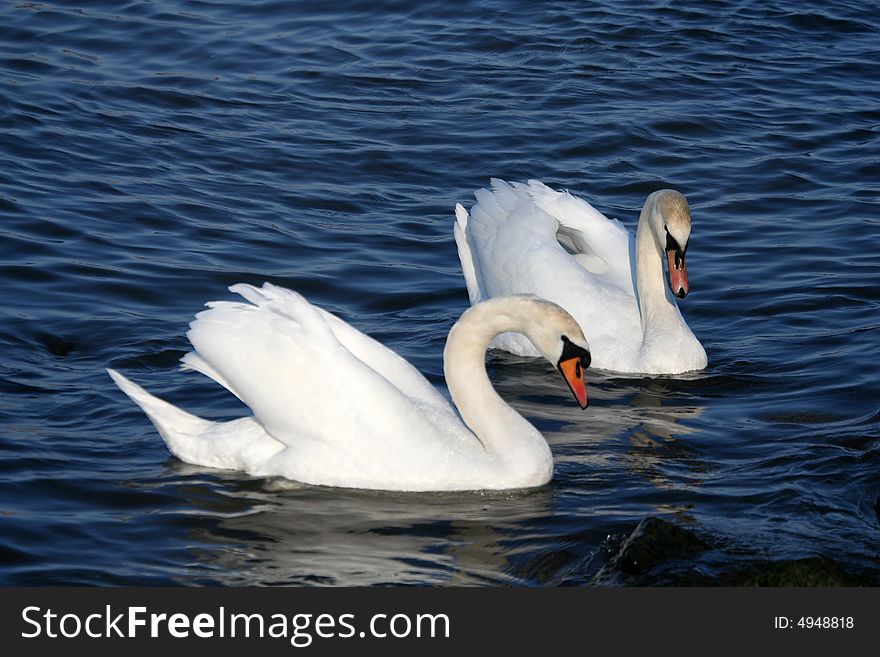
top-left (442, 297), bottom-right (552, 484)
top-left (634, 195), bottom-right (682, 345)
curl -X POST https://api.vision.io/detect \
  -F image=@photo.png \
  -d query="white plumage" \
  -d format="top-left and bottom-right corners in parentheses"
top-left (109, 283), bottom-right (591, 491)
top-left (454, 179), bottom-right (707, 374)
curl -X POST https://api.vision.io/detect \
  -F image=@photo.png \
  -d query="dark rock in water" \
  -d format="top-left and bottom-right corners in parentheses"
top-left (590, 518), bottom-right (878, 587)
top-left (592, 516), bottom-right (711, 586)
top-left (735, 557), bottom-right (873, 587)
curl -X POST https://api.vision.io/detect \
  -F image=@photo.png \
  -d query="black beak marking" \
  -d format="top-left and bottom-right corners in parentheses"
top-left (665, 229), bottom-right (689, 299)
top-left (665, 230), bottom-right (687, 269)
top-left (558, 335), bottom-right (591, 372)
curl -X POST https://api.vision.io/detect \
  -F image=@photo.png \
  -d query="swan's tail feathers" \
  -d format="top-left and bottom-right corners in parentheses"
top-left (107, 368), bottom-right (215, 459)
top-left (454, 202), bottom-right (484, 305)
top-left (108, 369), bottom-right (286, 474)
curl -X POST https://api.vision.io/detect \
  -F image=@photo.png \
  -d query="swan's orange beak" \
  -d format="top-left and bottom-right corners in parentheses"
top-left (558, 357), bottom-right (589, 409)
top-left (667, 248), bottom-right (689, 299)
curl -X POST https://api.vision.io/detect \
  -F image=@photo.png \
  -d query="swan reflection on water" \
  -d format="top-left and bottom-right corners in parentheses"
top-left (150, 354), bottom-right (707, 586)
top-left (162, 460), bottom-right (555, 586)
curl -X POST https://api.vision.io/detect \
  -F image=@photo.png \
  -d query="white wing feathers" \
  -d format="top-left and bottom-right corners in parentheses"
top-left (459, 179), bottom-right (634, 295)
top-left (180, 283), bottom-right (449, 449)
top-left (454, 203), bottom-right (483, 304)
top-left (313, 299), bottom-right (448, 411)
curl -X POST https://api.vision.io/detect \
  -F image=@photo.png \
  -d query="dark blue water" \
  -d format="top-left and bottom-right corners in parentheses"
top-left (1, 0), bottom-right (878, 586)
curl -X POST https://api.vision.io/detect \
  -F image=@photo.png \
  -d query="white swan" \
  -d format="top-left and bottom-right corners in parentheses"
top-left (454, 179), bottom-right (707, 374)
top-left (108, 282), bottom-right (591, 492)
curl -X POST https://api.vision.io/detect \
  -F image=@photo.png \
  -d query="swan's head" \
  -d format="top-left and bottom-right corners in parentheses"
top-left (521, 298), bottom-right (591, 409)
top-left (556, 334), bottom-right (591, 409)
top-left (650, 190), bottom-right (692, 299)
top-left (448, 295), bottom-right (592, 409)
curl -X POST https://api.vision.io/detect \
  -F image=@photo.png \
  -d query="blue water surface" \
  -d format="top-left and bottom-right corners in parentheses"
top-left (1, 0), bottom-right (878, 585)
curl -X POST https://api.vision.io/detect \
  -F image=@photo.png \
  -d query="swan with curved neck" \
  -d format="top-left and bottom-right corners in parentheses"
top-left (454, 179), bottom-right (707, 374)
top-left (108, 283), bottom-right (590, 492)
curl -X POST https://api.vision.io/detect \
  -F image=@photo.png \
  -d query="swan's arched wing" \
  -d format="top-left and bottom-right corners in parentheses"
top-left (461, 179), bottom-right (634, 298)
top-left (523, 180), bottom-right (633, 288)
top-left (182, 283), bottom-right (455, 448)
top-left (314, 303), bottom-right (449, 411)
